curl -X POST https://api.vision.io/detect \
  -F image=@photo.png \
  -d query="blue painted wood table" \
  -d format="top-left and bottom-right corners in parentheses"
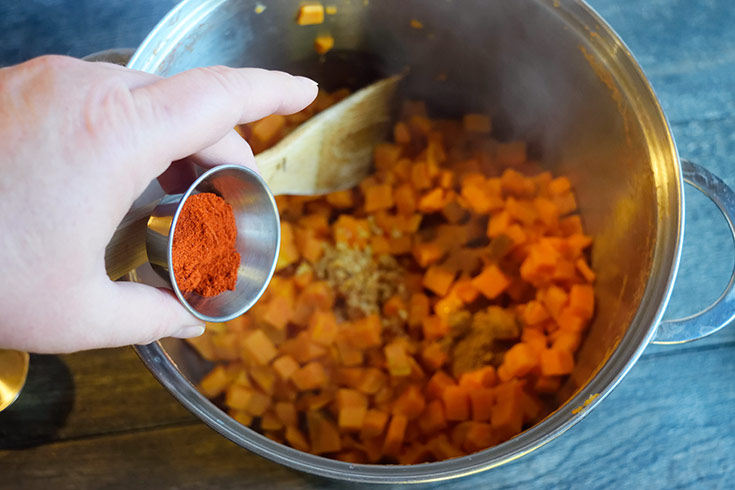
top-left (0, 0), bottom-right (733, 488)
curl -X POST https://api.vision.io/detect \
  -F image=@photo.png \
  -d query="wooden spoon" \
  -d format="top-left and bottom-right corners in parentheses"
top-left (104, 75), bottom-right (401, 281)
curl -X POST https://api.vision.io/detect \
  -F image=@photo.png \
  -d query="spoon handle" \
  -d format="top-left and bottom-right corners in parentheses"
top-left (104, 202), bottom-right (157, 281)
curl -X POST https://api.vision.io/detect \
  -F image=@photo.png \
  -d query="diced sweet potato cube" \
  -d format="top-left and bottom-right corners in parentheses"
top-left (242, 330), bottom-right (278, 365)
top-left (314, 34), bottom-right (334, 54)
top-left (540, 348), bottom-right (575, 376)
top-left (382, 414), bottom-right (408, 457)
top-left (199, 365), bottom-right (228, 398)
top-left (471, 265), bottom-right (510, 299)
top-left (442, 385), bottom-right (470, 421)
top-left (307, 411), bottom-right (341, 454)
top-left (291, 361), bottom-right (328, 391)
top-left (423, 265), bottom-right (456, 296)
top-left (384, 341), bottom-right (412, 377)
top-left (296, 3), bottom-right (325, 25)
top-left (338, 406), bottom-right (367, 431)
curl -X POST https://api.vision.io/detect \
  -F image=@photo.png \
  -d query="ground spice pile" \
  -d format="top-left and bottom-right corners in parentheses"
top-left (172, 192), bottom-right (240, 297)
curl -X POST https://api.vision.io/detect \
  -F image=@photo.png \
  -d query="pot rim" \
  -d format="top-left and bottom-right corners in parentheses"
top-left (130, 0), bottom-right (683, 483)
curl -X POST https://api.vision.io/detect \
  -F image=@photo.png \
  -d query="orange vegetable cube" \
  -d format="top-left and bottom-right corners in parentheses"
top-left (392, 385), bottom-right (426, 420)
top-left (422, 315), bottom-right (449, 341)
top-left (225, 384), bottom-right (254, 411)
top-left (307, 411), bottom-right (341, 454)
top-left (314, 34), bottom-right (334, 54)
top-left (421, 341), bottom-right (448, 371)
top-left (261, 411), bottom-right (284, 431)
top-left (506, 197), bottom-right (537, 225)
top-left (251, 114), bottom-right (285, 146)
top-left (286, 425), bottom-right (310, 452)
top-left (357, 368), bottom-right (388, 395)
top-left (296, 3), bottom-right (325, 25)
top-left (471, 265), bottom-right (510, 299)
top-left (361, 409), bottom-right (389, 438)
top-left (568, 284), bottom-right (595, 319)
top-left (417, 188), bottom-right (446, 213)
top-left (326, 189), bottom-right (354, 209)
top-left (502, 342), bottom-right (539, 378)
top-left (308, 310), bottom-right (339, 345)
top-left (382, 294), bottom-right (406, 317)
top-left (417, 399), bottom-right (448, 435)
top-left (242, 330), bottom-right (278, 365)
top-left (409, 293), bottom-right (431, 328)
top-left (426, 370), bottom-right (456, 400)
top-left (364, 183), bottom-right (395, 212)
top-left (427, 434), bottom-right (463, 461)
top-left (230, 409), bottom-right (253, 427)
top-left (423, 265), bottom-right (456, 296)
top-left (490, 382), bottom-right (523, 440)
top-left (335, 337), bottom-right (364, 366)
top-left (199, 365), bottom-right (228, 398)
top-left (442, 385), bottom-right (470, 421)
top-left (551, 330), bottom-right (582, 353)
top-left (276, 222), bottom-right (300, 271)
top-left (338, 406), bottom-right (367, 431)
top-left (374, 143), bottom-right (403, 171)
top-left (549, 176), bottom-right (571, 195)
top-left (335, 388), bottom-right (368, 410)
top-left (461, 423), bottom-right (493, 454)
top-left (275, 401), bottom-right (298, 427)
top-left (470, 388), bottom-right (495, 422)
top-left (383, 414), bottom-right (408, 456)
top-left (394, 183), bottom-right (417, 215)
top-left (384, 341), bottom-right (412, 377)
top-left (291, 361), bottom-right (328, 391)
top-left (262, 295), bottom-right (293, 330)
top-left (433, 293), bottom-right (463, 320)
top-left (389, 234), bottom-right (413, 255)
top-left (543, 285), bottom-right (568, 319)
top-left (411, 161), bottom-right (433, 190)
top-left (346, 314), bottom-right (382, 348)
top-left (250, 365), bottom-right (277, 394)
top-left (540, 348), bottom-right (575, 376)
top-left (487, 210), bottom-right (513, 238)
top-left (524, 300), bottom-right (550, 325)
top-left (556, 306), bottom-right (588, 333)
top-left (559, 214), bottom-right (584, 236)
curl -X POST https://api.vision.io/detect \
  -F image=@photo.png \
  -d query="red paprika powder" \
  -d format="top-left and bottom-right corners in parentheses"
top-left (172, 192), bottom-right (240, 297)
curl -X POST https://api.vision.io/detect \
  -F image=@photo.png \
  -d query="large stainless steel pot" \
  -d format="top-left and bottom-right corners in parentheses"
top-left (125, 0), bottom-right (735, 483)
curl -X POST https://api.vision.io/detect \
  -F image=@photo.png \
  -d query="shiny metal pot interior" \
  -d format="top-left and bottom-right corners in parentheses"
top-left (127, 0), bottom-right (735, 483)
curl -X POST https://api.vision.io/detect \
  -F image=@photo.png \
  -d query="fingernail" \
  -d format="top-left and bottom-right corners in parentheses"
top-left (295, 76), bottom-right (319, 87)
top-left (171, 325), bottom-right (205, 339)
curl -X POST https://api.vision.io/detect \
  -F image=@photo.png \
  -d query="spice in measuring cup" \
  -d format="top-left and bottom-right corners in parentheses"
top-left (172, 192), bottom-right (240, 297)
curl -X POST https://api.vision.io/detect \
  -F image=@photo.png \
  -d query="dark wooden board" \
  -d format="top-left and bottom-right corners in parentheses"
top-left (2, 343), bottom-right (734, 489)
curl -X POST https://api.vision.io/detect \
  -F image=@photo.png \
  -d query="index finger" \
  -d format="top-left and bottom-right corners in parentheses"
top-left (130, 66), bottom-right (318, 170)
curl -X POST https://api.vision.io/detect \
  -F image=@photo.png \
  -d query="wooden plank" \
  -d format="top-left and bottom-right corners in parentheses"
top-left (0, 347), bottom-right (195, 448)
top-left (2, 344), bottom-right (733, 489)
top-left (586, 0), bottom-right (735, 125)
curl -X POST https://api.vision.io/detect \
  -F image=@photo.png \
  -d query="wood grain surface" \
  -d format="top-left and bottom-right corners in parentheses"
top-left (1, 0), bottom-right (734, 488)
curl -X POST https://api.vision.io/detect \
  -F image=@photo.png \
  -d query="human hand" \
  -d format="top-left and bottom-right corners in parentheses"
top-left (0, 55), bottom-right (317, 353)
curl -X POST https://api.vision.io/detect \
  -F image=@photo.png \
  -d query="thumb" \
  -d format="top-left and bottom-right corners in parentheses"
top-left (99, 281), bottom-right (204, 347)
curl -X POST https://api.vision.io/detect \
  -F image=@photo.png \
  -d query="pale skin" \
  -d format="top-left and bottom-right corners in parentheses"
top-left (0, 55), bottom-right (318, 353)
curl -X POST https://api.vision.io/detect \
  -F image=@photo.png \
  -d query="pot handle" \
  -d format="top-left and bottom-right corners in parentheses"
top-left (653, 160), bottom-right (735, 344)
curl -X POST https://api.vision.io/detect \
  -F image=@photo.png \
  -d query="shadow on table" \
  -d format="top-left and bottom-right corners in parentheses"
top-left (0, 354), bottom-right (74, 449)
